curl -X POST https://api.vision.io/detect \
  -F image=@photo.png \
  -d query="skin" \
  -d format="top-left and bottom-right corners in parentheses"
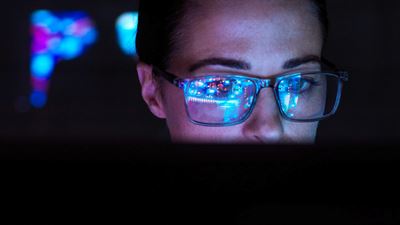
top-left (137, 0), bottom-right (323, 144)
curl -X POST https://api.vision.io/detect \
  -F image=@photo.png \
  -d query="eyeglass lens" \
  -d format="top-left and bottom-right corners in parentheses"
top-left (183, 73), bottom-right (340, 125)
top-left (184, 76), bottom-right (256, 124)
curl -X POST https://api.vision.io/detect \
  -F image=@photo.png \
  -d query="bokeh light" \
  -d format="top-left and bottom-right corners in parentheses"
top-left (31, 53), bottom-right (54, 78)
top-left (116, 12), bottom-right (138, 56)
top-left (30, 10), bottom-right (97, 108)
top-left (30, 91), bottom-right (48, 109)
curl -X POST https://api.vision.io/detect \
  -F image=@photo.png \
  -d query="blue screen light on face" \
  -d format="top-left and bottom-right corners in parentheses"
top-left (116, 12), bottom-right (139, 56)
top-left (30, 10), bottom-right (97, 108)
top-left (278, 76), bottom-right (302, 117)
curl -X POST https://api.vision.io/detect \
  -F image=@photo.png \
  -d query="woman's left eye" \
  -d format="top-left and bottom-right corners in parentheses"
top-left (279, 77), bottom-right (316, 93)
top-left (297, 78), bottom-right (314, 91)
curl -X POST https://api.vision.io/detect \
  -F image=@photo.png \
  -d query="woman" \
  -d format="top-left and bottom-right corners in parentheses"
top-left (135, 0), bottom-right (348, 143)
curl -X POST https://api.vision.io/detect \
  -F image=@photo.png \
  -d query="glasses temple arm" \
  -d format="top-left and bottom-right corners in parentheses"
top-left (321, 57), bottom-right (338, 70)
top-left (152, 66), bottom-right (179, 83)
top-left (321, 57), bottom-right (349, 81)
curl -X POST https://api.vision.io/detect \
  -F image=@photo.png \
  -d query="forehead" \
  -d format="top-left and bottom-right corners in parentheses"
top-left (187, 0), bottom-right (310, 17)
top-left (170, 0), bottom-right (322, 73)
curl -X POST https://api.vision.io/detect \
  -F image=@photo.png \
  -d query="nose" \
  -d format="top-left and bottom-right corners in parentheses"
top-left (241, 88), bottom-right (284, 143)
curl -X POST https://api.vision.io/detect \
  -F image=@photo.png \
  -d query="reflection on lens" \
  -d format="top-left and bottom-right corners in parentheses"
top-left (181, 72), bottom-right (340, 125)
top-left (277, 73), bottom-right (336, 120)
top-left (184, 76), bottom-right (256, 125)
top-left (278, 75), bottom-right (302, 117)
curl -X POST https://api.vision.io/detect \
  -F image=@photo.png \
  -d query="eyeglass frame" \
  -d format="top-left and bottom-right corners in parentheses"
top-left (151, 58), bottom-right (349, 126)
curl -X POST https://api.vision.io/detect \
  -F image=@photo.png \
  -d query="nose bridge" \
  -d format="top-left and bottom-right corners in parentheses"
top-left (255, 87), bottom-right (280, 116)
top-left (242, 84), bottom-right (284, 143)
top-left (257, 78), bottom-right (277, 107)
top-left (259, 79), bottom-right (273, 89)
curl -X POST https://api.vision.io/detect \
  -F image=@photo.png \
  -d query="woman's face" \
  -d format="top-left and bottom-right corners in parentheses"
top-left (139, 0), bottom-right (323, 143)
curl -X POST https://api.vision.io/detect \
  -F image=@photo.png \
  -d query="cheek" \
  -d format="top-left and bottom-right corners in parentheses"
top-left (162, 84), bottom-right (241, 142)
top-left (162, 84), bottom-right (204, 140)
top-left (162, 84), bottom-right (187, 126)
top-left (283, 121), bottom-right (319, 142)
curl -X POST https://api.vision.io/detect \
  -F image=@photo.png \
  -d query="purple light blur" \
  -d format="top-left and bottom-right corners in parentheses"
top-left (30, 10), bottom-right (97, 108)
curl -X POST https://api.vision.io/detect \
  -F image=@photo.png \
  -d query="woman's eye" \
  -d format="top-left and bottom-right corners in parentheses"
top-left (279, 77), bottom-right (316, 93)
top-left (297, 79), bottom-right (313, 92)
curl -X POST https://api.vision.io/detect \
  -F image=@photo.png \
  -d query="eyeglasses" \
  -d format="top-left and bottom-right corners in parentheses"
top-left (152, 60), bottom-right (349, 126)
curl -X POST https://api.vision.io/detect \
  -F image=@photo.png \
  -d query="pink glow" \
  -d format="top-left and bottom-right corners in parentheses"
top-left (31, 26), bottom-right (51, 53)
top-left (31, 76), bottom-right (49, 92)
top-left (67, 18), bottom-right (92, 37)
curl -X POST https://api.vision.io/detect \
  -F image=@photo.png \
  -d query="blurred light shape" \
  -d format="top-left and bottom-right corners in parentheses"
top-left (116, 12), bottom-right (138, 56)
top-left (82, 29), bottom-right (97, 45)
top-left (30, 91), bottom-right (47, 108)
top-left (68, 18), bottom-right (90, 36)
top-left (47, 36), bottom-right (62, 53)
top-left (58, 18), bottom-right (75, 34)
top-left (31, 53), bottom-right (54, 78)
top-left (119, 12), bottom-right (137, 30)
top-left (57, 36), bottom-right (83, 60)
top-left (31, 77), bottom-right (49, 92)
top-left (31, 10), bottom-right (55, 27)
top-left (31, 26), bottom-right (51, 53)
top-left (30, 10), bottom-right (97, 108)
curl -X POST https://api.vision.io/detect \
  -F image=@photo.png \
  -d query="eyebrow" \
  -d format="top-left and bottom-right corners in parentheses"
top-left (188, 57), bottom-right (251, 72)
top-left (187, 55), bottom-right (321, 73)
top-left (282, 55), bottom-right (321, 69)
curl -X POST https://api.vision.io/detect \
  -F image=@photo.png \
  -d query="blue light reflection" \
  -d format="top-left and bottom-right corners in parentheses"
top-left (116, 12), bottom-right (138, 56)
top-left (30, 91), bottom-right (47, 108)
top-left (30, 10), bottom-right (97, 108)
top-left (31, 53), bottom-right (54, 78)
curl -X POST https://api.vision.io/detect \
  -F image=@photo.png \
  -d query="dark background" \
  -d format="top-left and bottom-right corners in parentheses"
top-left (1, 1), bottom-right (400, 224)
top-left (1, 0), bottom-right (399, 143)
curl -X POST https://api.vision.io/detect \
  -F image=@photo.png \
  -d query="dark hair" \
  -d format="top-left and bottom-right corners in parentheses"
top-left (312, 0), bottom-right (329, 42)
top-left (136, 0), bottom-right (328, 70)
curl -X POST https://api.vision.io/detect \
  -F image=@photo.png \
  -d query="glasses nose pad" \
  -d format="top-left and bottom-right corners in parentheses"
top-left (259, 79), bottom-right (272, 89)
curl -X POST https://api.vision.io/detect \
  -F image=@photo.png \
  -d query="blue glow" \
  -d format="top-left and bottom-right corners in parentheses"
top-left (31, 54), bottom-right (54, 78)
top-left (195, 80), bottom-right (205, 87)
top-left (58, 18), bottom-right (75, 34)
top-left (221, 100), bottom-right (240, 123)
top-left (57, 36), bottom-right (84, 60)
top-left (82, 29), bottom-right (97, 45)
top-left (30, 91), bottom-right (47, 108)
top-left (47, 37), bottom-right (62, 53)
top-left (207, 89), bottom-right (216, 94)
top-left (30, 10), bottom-right (98, 108)
top-left (116, 12), bottom-right (138, 56)
top-left (244, 95), bottom-right (253, 109)
top-left (280, 92), bottom-right (299, 117)
top-left (278, 75), bottom-right (304, 117)
top-left (57, 11), bottom-right (87, 22)
top-left (31, 10), bottom-right (55, 27)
